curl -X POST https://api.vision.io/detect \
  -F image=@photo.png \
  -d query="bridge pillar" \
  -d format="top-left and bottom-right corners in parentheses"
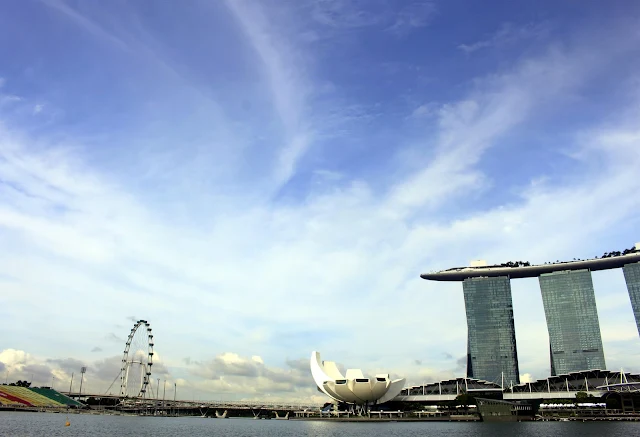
top-left (215, 409), bottom-right (228, 418)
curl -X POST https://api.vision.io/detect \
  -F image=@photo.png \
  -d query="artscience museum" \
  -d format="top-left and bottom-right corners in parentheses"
top-left (310, 351), bottom-right (405, 406)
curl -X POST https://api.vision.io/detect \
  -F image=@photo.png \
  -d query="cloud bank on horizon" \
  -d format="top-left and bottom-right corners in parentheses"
top-left (1, 0), bottom-right (640, 401)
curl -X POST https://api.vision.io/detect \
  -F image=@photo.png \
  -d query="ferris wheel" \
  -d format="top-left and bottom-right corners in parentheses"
top-left (120, 320), bottom-right (154, 399)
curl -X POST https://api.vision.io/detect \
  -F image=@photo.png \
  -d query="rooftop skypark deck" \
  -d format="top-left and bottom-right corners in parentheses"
top-left (421, 245), bottom-right (640, 282)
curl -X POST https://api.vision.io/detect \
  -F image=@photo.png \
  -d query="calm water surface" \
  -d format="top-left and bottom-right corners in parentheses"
top-left (1, 413), bottom-right (640, 437)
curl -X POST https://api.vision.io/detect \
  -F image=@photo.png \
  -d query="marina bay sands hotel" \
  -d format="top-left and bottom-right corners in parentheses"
top-left (421, 243), bottom-right (640, 387)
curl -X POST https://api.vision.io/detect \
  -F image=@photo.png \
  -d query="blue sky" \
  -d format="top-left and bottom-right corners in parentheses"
top-left (1, 0), bottom-right (640, 401)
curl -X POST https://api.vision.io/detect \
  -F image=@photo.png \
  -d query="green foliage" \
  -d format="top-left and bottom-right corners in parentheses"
top-left (545, 398), bottom-right (574, 405)
top-left (575, 391), bottom-right (589, 401)
top-left (454, 393), bottom-right (476, 406)
top-left (6, 380), bottom-right (31, 387)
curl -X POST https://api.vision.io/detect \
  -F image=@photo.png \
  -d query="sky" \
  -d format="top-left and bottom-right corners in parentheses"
top-left (1, 0), bottom-right (640, 403)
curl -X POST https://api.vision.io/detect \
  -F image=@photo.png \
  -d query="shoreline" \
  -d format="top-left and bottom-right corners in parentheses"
top-left (290, 417), bottom-right (479, 422)
top-left (4, 408), bottom-right (640, 423)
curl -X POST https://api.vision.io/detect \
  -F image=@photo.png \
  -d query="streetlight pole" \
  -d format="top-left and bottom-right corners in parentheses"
top-left (69, 373), bottom-right (74, 394)
top-left (51, 376), bottom-right (55, 390)
top-left (163, 380), bottom-right (166, 415)
top-left (173, 383), bottom-right (177, 417)
top-left (79, 367), bottom-right (87, 399)
top-left (154, 378), bottom-right (160, 417)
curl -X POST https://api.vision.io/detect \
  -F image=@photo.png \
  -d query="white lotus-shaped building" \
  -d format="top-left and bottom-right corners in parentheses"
top-left (310, 351), bottom-right (405, 405)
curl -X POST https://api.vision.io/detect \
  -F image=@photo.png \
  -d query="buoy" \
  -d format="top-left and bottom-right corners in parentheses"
top-left (65, 418), bottom-right (71, 427)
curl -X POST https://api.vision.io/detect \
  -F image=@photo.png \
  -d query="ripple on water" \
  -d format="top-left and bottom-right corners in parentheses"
top-left (1, 413), bottom-right (639, 437)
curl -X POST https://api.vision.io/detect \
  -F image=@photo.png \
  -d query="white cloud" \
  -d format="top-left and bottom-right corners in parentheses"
top-left (313, 169), bottom-right (343, 181)
top-left (386, 1), bottom-right (437, 36)
top-left (41, 0), bottom-right (130, 51)
top-left (0, 349), bottom-right (31, 367)
top-left (0, 348), bottom-right (176, 394)
top-left (310, 0), bottom-right (386, 29)
top-left (2, 60), bottom-right (640, 397)
top-left (0, 95), bottom-right (22, 107)
top-left (520, 373), bottom-right (534, 383)
top-left (224, 0), bottom-right (313, 187)
top-left (309, 0), bottom-right (435, 35)
top-left (389, 44), bottom-right (596, 213)
top-left (458, 21), bottom-right (550, 53)
top-left (410, 102), bottom-right (438, 118)
top-left (1, 1), bottom-right (640, 402)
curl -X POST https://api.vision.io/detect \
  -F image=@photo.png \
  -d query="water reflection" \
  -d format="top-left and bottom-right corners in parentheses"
top-left (0, 413), bottom-right (636, 437)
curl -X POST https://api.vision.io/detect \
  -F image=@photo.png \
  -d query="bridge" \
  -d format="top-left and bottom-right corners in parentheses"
top-left (60, 391), bottom-right (322, 418)
top-left (396, 370), bottom-right (640, 402)
top-left (67, 319), bottom-right (319, 418)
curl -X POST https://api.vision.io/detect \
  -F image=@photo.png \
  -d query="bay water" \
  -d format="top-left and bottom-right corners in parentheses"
top-left (1, 412), bottom-right (639, 437)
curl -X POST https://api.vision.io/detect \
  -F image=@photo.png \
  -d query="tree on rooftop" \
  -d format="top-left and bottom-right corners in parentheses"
top-left (575, 391), bottom-right (589, 401)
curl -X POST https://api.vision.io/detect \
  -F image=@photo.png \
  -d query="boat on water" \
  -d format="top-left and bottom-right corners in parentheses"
top-left (476, 398), bottom-right (534, 422)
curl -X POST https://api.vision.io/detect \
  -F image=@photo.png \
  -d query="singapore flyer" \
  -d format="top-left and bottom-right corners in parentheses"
top-left (120, 319), bottom-right (154, 400)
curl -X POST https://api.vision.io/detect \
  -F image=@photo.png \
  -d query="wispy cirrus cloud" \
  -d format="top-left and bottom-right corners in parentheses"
top-left (2, 0), bottom-right (640, 401)
top-left (386, 1), bottom-right (437, 36)
top-left (2, 65), bottom-right (640, 395)
top-left (40, 0), bottom-right (130, 51)
top-left (389, 42), bottom-right (599, 213)
top-left (308, 0), bottom-right (436, 34)
top-left (310, 0), bottom-right (387, 29)
top-left (410, 102), bottom-right (438, 118)
top-left (458, 21), bottom-right (550, 53)
top-left (224, 0), bottom-right (315, 188)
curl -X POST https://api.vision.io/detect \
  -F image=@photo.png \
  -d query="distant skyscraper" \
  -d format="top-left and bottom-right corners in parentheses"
top-left (539, 269), bottom-right (606, 375)
top-left (462, 276), bottom-right (520, 386)
top-left (623, 262), bottom-right (640, 336)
